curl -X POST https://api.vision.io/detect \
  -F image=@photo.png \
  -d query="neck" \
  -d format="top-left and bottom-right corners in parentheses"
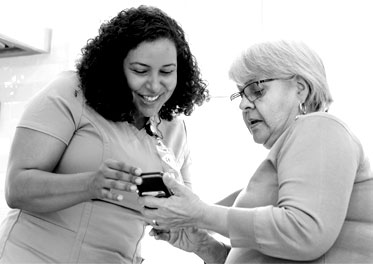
top-left (133, 115), bottom-right (148, 130)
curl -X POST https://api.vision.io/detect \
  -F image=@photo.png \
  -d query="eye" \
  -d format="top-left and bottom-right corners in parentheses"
top-left (160, 69), bottom-right (175, 75)
top-left (132, 69), bottom-right (147, 74)
top-left (252, 89), bottom-right (265, 98)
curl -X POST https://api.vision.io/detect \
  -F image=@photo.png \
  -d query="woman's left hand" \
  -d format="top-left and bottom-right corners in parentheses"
top-left (139, 174), bottom-right (206, 229)
top-left (150, 227), bottom-right (229, 263)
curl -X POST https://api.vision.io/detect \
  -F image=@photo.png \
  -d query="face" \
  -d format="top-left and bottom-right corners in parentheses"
top-left (123, 38), bottom-right (177, 123)
top-left (238, 78), bottom-right (302, 149)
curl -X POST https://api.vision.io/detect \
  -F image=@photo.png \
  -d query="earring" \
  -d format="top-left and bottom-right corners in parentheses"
top-left (299, 102), bottom-right (307, 115)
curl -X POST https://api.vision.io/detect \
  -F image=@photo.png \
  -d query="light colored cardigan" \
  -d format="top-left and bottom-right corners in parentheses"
top-left (226, 113), bottom-right (373, 263)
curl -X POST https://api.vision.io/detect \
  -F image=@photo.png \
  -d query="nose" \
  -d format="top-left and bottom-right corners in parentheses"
top-left (147, 73), bottom-right (162, 93)
top-left (239, 96), bottom-right (255, 111)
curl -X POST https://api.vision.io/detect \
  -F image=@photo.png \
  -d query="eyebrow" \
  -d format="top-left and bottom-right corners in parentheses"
top-left (237, 80), bottom-right (255, 90)
top-left (129, 62), bottom-right (177, 67)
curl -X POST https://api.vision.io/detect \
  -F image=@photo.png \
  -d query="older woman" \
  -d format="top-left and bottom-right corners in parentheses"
top-left (140, 40), bottom-right (373, 263)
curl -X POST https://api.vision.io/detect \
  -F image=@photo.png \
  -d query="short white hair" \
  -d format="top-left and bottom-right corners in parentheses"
top-left (228, 40), bottom-right (333, 112)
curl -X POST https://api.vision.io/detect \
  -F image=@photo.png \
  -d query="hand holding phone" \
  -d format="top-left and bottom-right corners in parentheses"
top-left (137, 172), bottom-right (173, 198)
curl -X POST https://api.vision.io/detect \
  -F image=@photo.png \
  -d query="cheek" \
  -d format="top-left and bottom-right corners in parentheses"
top-left (261, 101), bottom-right (295, 133)
top-left (126, 77), bottom-right (143, 92)
top-left (165, 75), bottom-right (177, 91)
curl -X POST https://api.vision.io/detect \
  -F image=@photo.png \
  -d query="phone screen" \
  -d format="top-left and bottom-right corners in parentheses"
top-left (137, 172), bottom-right (173, 198)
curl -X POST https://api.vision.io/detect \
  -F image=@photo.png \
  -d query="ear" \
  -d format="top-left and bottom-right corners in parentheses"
top-left (294, 75), bottom-right (309, 103)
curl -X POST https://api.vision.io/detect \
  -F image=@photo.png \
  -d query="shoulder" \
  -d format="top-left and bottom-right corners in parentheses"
top-left (283, 112), bottom-right (362, 153)
top-left (269, 112), bottom-right (363, 169)
top-left (293, 112), bottom-right (355, 137)
top-left (27, 71), bottom-right (84, 110)
top-left (39, 71), bottom-right (81, 99)
top-left (22, 71), bottom-right (85, 125)
top-left (271, 112), bottom-right (361, 156)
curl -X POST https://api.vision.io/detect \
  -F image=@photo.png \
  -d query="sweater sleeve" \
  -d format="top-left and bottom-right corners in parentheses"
top-left (227, 115), bottom-right (360, 261)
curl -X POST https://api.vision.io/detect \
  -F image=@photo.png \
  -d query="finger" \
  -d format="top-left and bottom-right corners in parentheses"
top-left (150, 220), bottom-right (166, 230)
top-left (163, 173), bottom-right (185, 195)
top-left (103, 178), bottom-right (137, 193)
top-left (101, 188), bottom-right (123, 201)
top-left (150, 228), bottom-right (170, 241)
top-left (155, 232), bottom-right (170, 241)
top-left (104, 160), bottom-right (142, 184)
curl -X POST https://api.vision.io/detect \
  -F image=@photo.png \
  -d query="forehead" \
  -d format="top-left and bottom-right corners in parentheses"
top-left (126, 38), bottom-right (177, 65)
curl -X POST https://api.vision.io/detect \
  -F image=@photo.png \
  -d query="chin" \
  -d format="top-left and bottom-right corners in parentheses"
top-left (140, 108), bottom-right (161, 118)
top-left (252, 136), bottom-right (263, 145)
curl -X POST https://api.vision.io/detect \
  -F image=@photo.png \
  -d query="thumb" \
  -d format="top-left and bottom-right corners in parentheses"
top-left (163, 173), bottom-right (185, 196)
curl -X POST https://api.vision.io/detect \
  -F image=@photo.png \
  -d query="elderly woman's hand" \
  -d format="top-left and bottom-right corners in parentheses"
top-left (150, 227), bottom-right (229, 264)
top-left (139, 173), bottom-right (207, 229)
top-left (150, 227), bottom-right (206, 253)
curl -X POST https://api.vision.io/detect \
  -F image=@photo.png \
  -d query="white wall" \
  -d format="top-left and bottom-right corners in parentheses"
top-left (0, 0), bottom-right (372, 263)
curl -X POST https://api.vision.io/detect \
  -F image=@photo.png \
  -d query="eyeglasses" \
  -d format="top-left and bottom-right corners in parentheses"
top-left (230, 76), bottom-right (295, 102)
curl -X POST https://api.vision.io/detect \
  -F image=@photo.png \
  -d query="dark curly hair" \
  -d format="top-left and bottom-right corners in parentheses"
top-left (76, 5), bottom-right (209, 122)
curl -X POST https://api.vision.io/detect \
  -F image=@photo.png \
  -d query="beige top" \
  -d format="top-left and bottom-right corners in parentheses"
top-left (226, 113), bottom-right (373, 263)
top-left (0, 71), bottom-right (192, 263)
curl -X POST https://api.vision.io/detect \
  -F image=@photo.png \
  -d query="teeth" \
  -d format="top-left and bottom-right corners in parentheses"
top-left (143, 95), bottom-right (160, 102)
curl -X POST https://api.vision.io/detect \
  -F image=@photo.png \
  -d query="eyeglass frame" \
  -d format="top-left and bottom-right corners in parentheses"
top-left (230, 75), bottom-right (295, 102)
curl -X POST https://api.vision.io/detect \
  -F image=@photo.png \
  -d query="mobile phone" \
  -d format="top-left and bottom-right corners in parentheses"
top-left (137, 172), bottom-right (173, 198)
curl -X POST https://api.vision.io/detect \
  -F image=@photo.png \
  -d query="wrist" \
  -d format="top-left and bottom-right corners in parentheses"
top-left (199, 204), bottom-right (229, 237)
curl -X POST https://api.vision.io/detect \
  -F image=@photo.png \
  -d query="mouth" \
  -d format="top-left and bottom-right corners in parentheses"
top-left (248, 118), bottom-right (262, 127)
top-left (138, 94), bottom-right (161, 103)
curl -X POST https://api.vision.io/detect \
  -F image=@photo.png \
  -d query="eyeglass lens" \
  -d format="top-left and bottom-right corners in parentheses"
top-left (243, 82), bottom-right (262, 101)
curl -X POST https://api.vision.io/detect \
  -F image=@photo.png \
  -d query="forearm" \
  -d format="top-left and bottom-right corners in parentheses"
top-left (198, 203), bottom-right (230, 237)
top-left (6, 169), bottom-right (96, 213)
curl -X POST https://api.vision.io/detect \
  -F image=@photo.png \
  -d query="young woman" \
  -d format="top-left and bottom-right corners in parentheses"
top-left (0, 5), bottom-right (208, 264)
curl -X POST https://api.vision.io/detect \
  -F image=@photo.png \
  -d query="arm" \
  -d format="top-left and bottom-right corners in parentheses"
top-left (5, 127), bottom-right (141, 213)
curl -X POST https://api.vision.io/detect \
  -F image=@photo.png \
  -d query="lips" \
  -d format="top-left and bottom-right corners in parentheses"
top-left (138, 93), bottom-right (160, 103)
top-left (249, 119), bottom-right (261, 125)
top-left (248, 118), bottom-right (262, 128)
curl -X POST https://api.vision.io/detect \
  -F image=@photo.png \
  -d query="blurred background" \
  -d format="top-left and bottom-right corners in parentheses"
top-left (1, 0), bottom-right (372, 263)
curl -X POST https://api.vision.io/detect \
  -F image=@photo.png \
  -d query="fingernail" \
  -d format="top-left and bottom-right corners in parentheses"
top-left (130, 184), bottom-right (138, 191)
top-left (134, 168), bottom-right (141, 175)
top-left (117, 195), bottom-right (123, 201)
top-left (134, 177), bottom-right (142, 185)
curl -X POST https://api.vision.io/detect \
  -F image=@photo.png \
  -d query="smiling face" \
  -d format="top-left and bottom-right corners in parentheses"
top-left (239, 77), bottom-right (307, 149)
top-left (123, 38), bottom-right (177, 127)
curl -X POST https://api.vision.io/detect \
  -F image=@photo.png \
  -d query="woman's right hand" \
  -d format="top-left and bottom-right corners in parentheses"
top-left (88, 159), bottom-right (143, 201)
